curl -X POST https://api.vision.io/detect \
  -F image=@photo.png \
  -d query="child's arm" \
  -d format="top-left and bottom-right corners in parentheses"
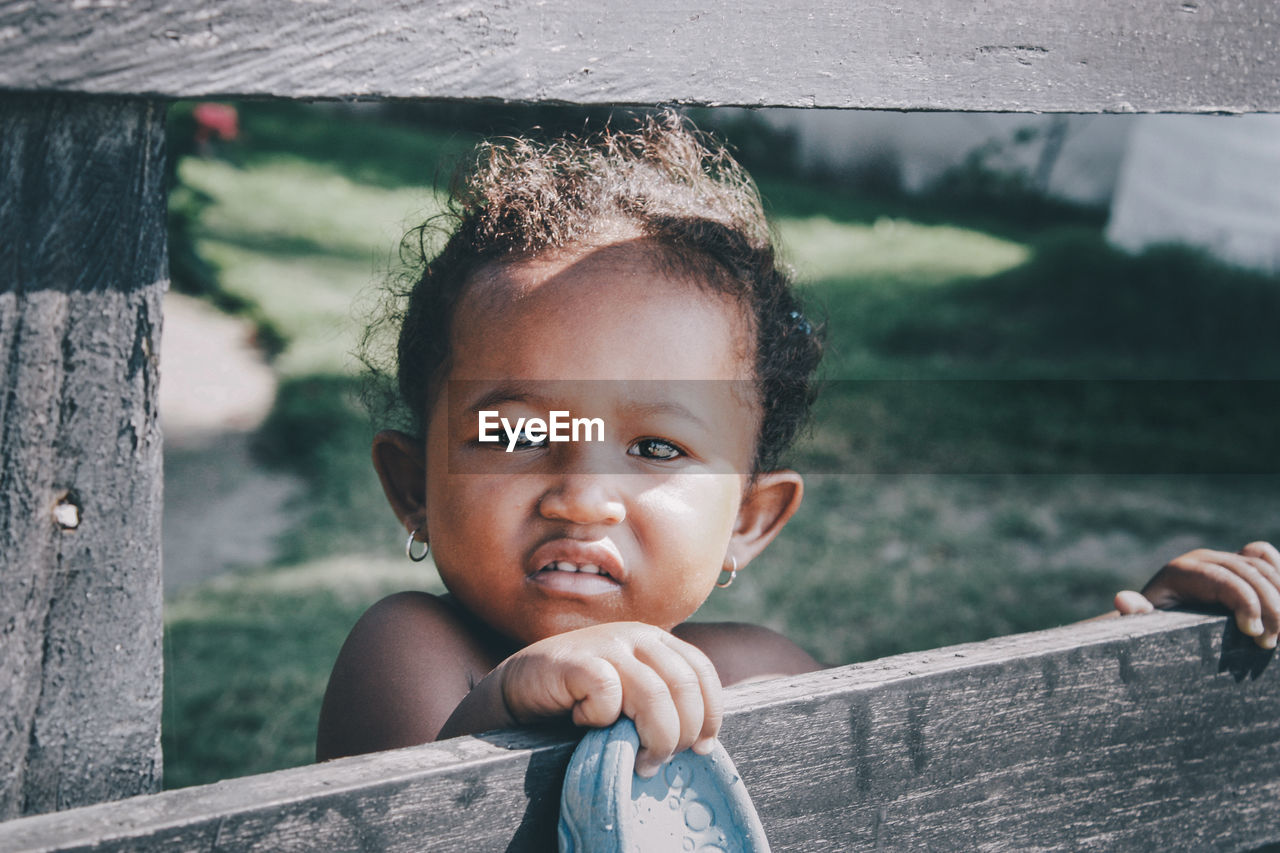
top-left (1112, 540), bottom-right (1280, 648)
top-left (672, 621), bottom-right (824, 684)
top-left (440, 621), bottom-right (723, 778)
top-left (317, 597), bottom-right (724, 777)
top-left (316, 591), bottom-right (494, 761)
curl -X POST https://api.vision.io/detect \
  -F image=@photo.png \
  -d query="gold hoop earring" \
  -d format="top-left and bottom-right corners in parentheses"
top-left (406, 528), bottom-right (430, 562)
top-left (716, 555), bottom-right (738, 589)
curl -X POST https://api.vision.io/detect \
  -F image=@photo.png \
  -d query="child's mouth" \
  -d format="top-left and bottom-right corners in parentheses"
top-left (527, 540), bottom-right (625, 595)
top-left (538, 560), bottom-right (614, 580)
top-left (530, 559), bottom-right (623, 596)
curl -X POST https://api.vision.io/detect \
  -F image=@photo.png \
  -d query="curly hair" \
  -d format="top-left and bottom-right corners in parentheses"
top-left (365, 112), bottom-right (822, 473)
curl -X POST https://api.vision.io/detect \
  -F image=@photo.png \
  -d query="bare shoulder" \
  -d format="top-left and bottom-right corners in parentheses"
top-left (316, 591), bottom-right (496, 761)
top-left (672, 621), bottom-right (824, 687)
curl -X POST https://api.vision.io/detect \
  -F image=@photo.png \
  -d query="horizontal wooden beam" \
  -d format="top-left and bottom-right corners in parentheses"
top-left (1, 611), bottom-right (1277, 850)
top-left (0, 1), bottom-right (1277, 111)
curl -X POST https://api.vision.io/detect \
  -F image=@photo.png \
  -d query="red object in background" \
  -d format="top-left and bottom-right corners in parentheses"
top-left (193, 103), bottom-right (239, 144)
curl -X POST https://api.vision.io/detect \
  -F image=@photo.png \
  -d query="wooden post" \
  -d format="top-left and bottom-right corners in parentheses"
top-left (0, 94), bottom-right (166, 817)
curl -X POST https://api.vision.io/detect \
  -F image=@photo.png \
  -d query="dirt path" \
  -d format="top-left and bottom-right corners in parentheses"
top-left (160, 293), bottom-right (302, 598)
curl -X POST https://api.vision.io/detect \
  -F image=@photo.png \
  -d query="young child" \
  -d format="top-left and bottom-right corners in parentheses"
top-left (316, 115), bottom-right (1280, 775)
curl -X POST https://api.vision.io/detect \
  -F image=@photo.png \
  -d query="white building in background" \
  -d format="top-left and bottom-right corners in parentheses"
top-left (1107, 114), bottom-right (1280, 275)
top-left (750, 110), bottom-right (1280, 276)
top-left (750, 110), bottom-right (1136, 205)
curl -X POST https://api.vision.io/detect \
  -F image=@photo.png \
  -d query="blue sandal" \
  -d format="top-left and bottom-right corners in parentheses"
top-left (559, 718), bottom-right (771, 852)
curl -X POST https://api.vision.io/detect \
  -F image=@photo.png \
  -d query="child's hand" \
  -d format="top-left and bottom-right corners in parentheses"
top-left (1115, 541), bottom-right (1280, 649)
top-left (497, 622), bottom-right (723, 777)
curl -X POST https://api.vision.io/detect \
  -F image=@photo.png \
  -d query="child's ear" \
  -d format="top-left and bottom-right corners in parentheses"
top-left (728, 469), bottom-right (804, 569)
top-left (372, 430), bottom-right (428, 535)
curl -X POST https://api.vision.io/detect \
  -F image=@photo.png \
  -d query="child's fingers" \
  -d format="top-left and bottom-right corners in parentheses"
top-left (563, 657), bottom-right (625, 729)
top-left (1241, 549), bottom-right (1280, 605)
top-left (612, 657), bottom-right (682, 778)
top-left (1240, 540), bottom-right (1280, 573)
top-left (1215, 553), bottom-right (1280, 645)
top-left (1114, 590), bottom-right (1155, 615)
top-left (1229, 552), bottom-right (1280, 647)
top-left (1240, 542), bottom-right (1280, 610)
top-left (659, 633), bottom-right (724, 754)
top-left (633, 640), bottom-right (707, 757)
top-left (1147, 552), bottom-right (1264, 635)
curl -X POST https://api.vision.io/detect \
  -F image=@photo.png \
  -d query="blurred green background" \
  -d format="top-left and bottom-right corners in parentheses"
top-left (162, 102), bottom-right (1280, 789)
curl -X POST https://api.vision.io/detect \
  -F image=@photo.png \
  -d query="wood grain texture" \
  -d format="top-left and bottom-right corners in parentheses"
top-left (0, 94), bottom-right (166, 818)
top-left (0, 0), bottom-right (1277, 111)
top-left (1, 611), bottom-right (1276, 851)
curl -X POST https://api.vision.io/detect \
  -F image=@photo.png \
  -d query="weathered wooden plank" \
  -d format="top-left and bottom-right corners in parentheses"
top-left (0, 94), bottom-right (166, 818)
top-left (0, 0), bottom-right (1277, 111)
top-left (0, 611), bottom-right (1276, 851)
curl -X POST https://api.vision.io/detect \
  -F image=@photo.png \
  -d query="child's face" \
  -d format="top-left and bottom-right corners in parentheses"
top-left (379, 239), bottom-right (801, 645)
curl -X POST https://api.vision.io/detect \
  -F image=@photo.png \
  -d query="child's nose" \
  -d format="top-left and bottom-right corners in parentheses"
top-left (537, 475), bottom-right (626, 526)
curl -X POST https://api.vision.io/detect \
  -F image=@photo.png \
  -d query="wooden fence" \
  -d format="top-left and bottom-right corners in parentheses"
top-left (1, 1), bottom-right (1278, 849)
top-left (1, 612), bottom-right (1278, 850)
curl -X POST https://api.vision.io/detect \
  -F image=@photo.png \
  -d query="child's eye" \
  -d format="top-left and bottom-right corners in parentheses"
top-left (512, 429), bottom-right (547, 449)
top-left (627, 438), bottom-right (683, 460)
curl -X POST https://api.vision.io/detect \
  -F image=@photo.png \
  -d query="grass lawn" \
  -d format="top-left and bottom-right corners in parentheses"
top-left (163, 103), bottom-right (1280, 789)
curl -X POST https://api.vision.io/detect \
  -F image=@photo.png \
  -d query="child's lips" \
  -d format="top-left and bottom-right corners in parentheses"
top-left (529, 566), bottom-right (621, 596)
top-left (527, 540), bottom-right (625, 595)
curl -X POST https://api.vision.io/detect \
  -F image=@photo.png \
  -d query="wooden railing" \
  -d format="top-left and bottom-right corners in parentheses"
top-left (1, 612), bottom-right (1278, 850)
top-left (2, 0), bottom-right (1278, 847)
top-left (2, 0), bottom-right (1278, 110)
